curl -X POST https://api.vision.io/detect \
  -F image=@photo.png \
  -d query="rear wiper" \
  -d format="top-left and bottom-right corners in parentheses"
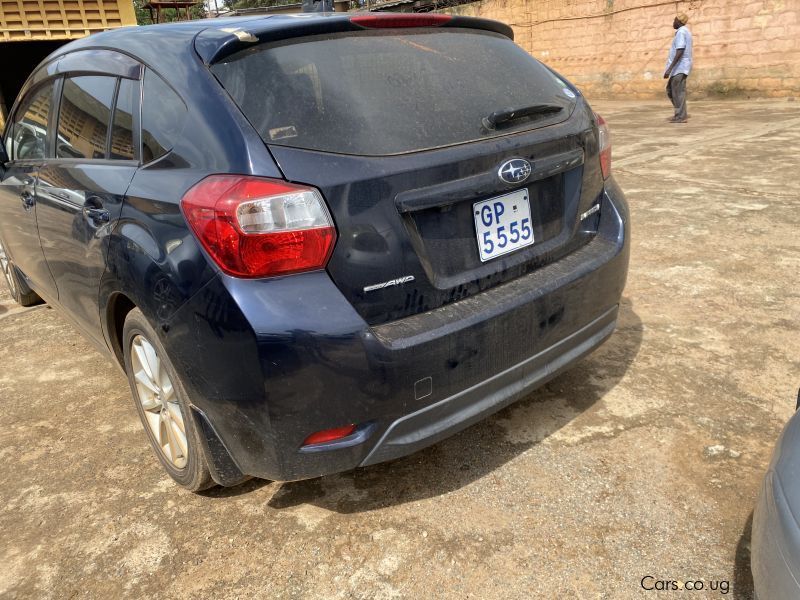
top-left (482, 104), bottom-right (563, 130)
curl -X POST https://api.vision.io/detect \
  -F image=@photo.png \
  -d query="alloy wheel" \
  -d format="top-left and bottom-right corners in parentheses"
top-left (0, 239), bottom-right (17, 298)
top-left (130, 334), bottom-right (188, 469)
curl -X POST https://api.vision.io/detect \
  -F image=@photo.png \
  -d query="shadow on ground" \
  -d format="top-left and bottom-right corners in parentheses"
top-left (262, 297), bottom-right (643, 513)
top-left (733, 512), bottom-right (755, 600)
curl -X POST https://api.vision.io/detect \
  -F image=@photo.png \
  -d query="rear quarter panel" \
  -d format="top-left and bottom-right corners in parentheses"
top-left (98, 49), bottom-right (284, 353)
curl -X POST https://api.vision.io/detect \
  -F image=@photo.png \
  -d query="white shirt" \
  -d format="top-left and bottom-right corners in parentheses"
top-left (666, 26), bottom-right (693, 76)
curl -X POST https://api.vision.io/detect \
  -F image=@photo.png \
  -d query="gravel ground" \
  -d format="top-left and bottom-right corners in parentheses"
top-left (1, 99), bottom-right (799, 599)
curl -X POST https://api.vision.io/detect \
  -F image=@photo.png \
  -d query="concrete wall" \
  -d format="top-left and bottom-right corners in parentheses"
top-left (447, 0), bottom-right (800, 99)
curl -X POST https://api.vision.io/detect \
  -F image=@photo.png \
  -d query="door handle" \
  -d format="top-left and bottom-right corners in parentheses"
top-left (20, 191), bottom-right (35, 210)
top-left (83, 206), bottom-right (110, 224)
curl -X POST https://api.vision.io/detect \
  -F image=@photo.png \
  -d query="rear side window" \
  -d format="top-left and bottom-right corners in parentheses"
top-left (211, 29), bottom-right (574, 156)
top-left (141, 69), bottom-right (186, 163)
top-left (7, 81), bottom-right (54, 161)
top-left (56, 76), bottom-right (116, 159)
top-left (111, 78), bottom-right (137, 160)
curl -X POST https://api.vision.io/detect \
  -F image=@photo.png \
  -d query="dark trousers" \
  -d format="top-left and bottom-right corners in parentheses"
top-left (667, 74), bottom-right (688, 120)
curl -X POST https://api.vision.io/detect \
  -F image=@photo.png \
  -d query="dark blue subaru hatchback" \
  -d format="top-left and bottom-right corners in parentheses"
top-left (0, 13), bottom-right (629, 490)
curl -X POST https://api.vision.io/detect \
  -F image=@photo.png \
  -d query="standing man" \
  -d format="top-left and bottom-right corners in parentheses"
top-left (664, 13), bottom-right (693, 123)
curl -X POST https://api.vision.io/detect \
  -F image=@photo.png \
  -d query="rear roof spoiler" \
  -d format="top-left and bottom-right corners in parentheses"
top-left (194, 13), bottom-right (514, 65)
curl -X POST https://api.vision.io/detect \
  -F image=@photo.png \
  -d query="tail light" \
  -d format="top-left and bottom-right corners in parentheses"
top-left (181, 175), bottom-right (337, 278)
top-left (595, 113), bottom-right (612, 180)
top-left (350, 14), bottom-right (452, 28)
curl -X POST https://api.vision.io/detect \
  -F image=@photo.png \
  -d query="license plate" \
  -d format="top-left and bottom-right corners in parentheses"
top-left (473, 189), bottom-right (534, 262)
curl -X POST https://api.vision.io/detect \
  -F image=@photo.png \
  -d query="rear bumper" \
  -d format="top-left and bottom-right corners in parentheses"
top-left (362, 305), bottom-right (617, 466)
top-left (164, 179), bottom-right (629, 482)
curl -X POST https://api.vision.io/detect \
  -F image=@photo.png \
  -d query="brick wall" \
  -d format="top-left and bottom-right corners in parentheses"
top-left (447, 0), bottom-right (800, 99)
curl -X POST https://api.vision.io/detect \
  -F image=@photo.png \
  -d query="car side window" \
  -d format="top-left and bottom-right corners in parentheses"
top-left (110, 78), bottom-right (137, 160)
top-left (56, 76), bottom-right (116, 160)
top-left (141, 69), bottom-right (186, 164)
top-left (8, 81), bottom-right (55, 161)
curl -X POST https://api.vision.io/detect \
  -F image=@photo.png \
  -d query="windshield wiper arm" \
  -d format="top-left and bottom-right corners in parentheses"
top-left (482, 104), bottom-right (563, 130)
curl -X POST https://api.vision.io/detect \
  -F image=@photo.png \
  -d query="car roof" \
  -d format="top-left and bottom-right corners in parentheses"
top-left (44, 13), bottom-right (513, 74)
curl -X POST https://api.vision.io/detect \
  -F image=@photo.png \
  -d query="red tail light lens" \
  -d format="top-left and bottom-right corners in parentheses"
top-left (181, 175), bottom-right (337, 278)
top-left (302, 424), bottom-right (357, 446)
top-left (350, 14), bottom-right (452, 28)
top-left (595, 113), bottom-right (612, 180)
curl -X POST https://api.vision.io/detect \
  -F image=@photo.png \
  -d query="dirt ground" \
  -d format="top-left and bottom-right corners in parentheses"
top-left (1, 99), bottom-right (799, 599)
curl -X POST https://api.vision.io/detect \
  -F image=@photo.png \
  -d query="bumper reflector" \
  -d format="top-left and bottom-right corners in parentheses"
top-left (302, 424), bottom-right (357, 447)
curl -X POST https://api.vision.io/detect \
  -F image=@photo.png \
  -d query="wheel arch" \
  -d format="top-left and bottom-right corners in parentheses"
top-left (105, 291), bottom-right (137, 369)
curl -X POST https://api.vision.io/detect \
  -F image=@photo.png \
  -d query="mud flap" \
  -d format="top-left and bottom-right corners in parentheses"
top-left (191, 406), bottom-right (250, 487)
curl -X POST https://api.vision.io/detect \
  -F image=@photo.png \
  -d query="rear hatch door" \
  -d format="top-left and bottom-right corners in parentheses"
top-left (210, 24), bottom-right (605, 325)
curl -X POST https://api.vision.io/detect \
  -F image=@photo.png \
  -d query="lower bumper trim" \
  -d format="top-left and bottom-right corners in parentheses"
top-left (360, 305), bottom-right (618, 467)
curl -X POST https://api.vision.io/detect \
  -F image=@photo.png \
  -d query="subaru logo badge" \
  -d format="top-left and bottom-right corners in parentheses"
top-left (498, 158), bottom-right (532, 184)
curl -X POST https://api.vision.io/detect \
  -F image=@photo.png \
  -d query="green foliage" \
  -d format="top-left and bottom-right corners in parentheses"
top-left (133, 0), bottom-right (206, 25)
top-left (133, 0), bottom-right (152, 25)
top-left (221, 0), bottom-right (301, 10)
top-left (131, 0), bottom-right (316, 24)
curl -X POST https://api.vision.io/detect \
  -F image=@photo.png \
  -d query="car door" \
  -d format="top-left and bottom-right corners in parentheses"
top-left (0, 79), bottom-right (59, 300)
top-left (35, 70), bottom-right (140, 343)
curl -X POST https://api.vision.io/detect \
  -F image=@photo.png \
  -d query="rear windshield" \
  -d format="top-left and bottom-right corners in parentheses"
top-left (211, 29), bottom-right (575, 156)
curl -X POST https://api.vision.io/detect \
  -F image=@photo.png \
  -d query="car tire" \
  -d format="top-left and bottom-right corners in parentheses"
top-left (122, 308), bottom-right (214, 492)
top-left (0, 238), bottom-right (42, 307)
